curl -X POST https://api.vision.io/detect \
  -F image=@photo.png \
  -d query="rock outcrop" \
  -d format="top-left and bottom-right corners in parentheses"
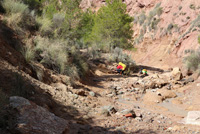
top-left (8, 96), bottom-right (69, 134)
top-left (171, 67), bottom-right (183, 81)
top-left (182, 111), bottom-right (200, 126)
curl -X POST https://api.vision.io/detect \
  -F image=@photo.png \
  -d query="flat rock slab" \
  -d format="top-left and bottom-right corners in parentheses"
top-left (9, 96), bottom-right (69, 134)
top-left (183, 111), bottom-right (200, 125)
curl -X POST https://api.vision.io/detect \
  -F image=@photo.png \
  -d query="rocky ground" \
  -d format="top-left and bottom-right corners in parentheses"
top-left (2, 58), bottom-right (200, 134)
top-left (1, 1), bottom-right (200, 131)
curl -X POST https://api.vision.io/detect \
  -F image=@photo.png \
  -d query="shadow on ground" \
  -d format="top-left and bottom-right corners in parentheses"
top-left (0, 66), bottom-right (121, 133)
top-left (137, 65), bottom-right (164, 73)
top-left (0, 21), bottom-right (158, 134)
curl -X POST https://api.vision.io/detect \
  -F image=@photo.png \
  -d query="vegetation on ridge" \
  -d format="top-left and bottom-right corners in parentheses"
top-left (0, 0), bottom-right (135, 83)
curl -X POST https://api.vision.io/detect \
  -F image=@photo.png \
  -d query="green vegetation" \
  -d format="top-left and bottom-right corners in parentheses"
top-left (108, 47), bottom-right (135, 74)
top-left (133, 3), bottom-right (163, 44)
top-left (1, 0), bottom-right (135, 83)
top-left (184, 49), bottom-right (200, 73)
top-left (189, 4), bottom-right (195, 10)
top-left (1, 0), bottom-right (37, 35)
top-left (88, 0), bottom-right (133, 49)
top-left (198, 35), bottom-right (200, 44)
top-left (138, 12), bottom-right (146, 26)
top-left (176, 15), bottom-right (200, 46)
top-left (179, 6), bottom-right (182, 11)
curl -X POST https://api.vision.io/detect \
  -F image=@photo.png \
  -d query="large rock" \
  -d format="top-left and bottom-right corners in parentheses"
top-left (8, 96), bottom-right (69, 134)
top-left (143, 91), bottom-right (163, 104)
top-left (182, 111), bottom-right (200, 126)
top-left (171, 67), bottom-right (183, 81)
top-left (100, 106), bottom-right (117, 116)
top-left (157, 89), bottom-right (177, 99)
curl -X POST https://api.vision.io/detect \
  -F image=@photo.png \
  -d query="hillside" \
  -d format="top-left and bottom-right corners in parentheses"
top-left (0, 0), bottom-right (200, 134)
top-left (81, 0), bottom-right (200, 70)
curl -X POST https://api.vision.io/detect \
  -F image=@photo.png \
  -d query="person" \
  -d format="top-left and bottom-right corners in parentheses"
top-left (140, 68), bottom-right (148, 76)
top-left (116, 62), bottom-right (126, 74)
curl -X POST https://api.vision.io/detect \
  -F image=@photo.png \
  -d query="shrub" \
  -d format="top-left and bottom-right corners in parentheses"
top-left (36, 16), bottom-right (53, 36)
top-left (87, 45), bottom-right (101, 59)
top-left (167, 23), bottom-right (174, 31)
top-left (184, 49), bottom-right (200, 72)
top-left (148, 3), bottom-right (162, 20)
top-left (133, 15), bottom-right (139, 24)
top-left (179, 6), bottom-right (182, 10)
top-left (65, 65), bottom-right (80, 83)
top-left (2, 0), bottom-right (37, 34)
top-left (89, 0), bottom-right (133, 49)
top-left (21, 0), bottom-right (41, 11)
top-left (151, 18), bottom-right (160, 30)
top-left (34, 36), bottom-right (68, 74)
top-left (190, 4), bottom-right (195, 10)
top-left (52, 13), bottom-right (65, 28)
top-left (70, 54), bottom-right (89, 78)
top-left (108, 47), bottom-right (136, 74)
top-left (156, 7), bottom-right (163, 16)
top-left (2, 0), bottom-right (28, 15)
top-left (109, 47), bottom-right (135, 65)
top-left (138, 12), bottom-right (146, 26)
top-left (22, 44), bottom-right (35, 63)
top-left (134, 38), bottom-right (140, 45)
top-left (34, 36), bottom-right (89, 81)
top-left (198, 35), bottom-right (200, 44)
top-left (0, 0), bottom-right (5, 13)
top-left (4, 13), bottom-right (23, 29)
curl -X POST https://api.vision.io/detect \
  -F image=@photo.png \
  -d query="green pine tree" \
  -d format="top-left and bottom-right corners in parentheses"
top-left (88, 0), bottom-right (133, 50)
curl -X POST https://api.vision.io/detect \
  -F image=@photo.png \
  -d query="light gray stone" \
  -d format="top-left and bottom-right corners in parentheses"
top-left (89, 91), bottom-right (96, 97)
top-left (10, 96), bottom-right (31, 109)
top-left (185, 111), bottom-right (200, 125)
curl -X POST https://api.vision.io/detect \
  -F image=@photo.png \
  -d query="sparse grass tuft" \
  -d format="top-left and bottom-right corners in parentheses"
top-left (36, 17), bottom-right (53, 36)
top-left (198, 35), bottom-right (200, 44)
top-left (52, 13), bottom-right (65, 28)
top-left (109, 47), bottom-right (135, 66)
top-left (21, 40), bottom-right (35, 63)
top-left (184, 49), bottom-right (200, 73)
top-left (138, 12), bottom-right (146, 26)
top-left (2, 0), bottom-right (28, 15)
top-left (34, 36), bottom-right (68, 74)
top-left (34, 36), bottom-right (89, 82)
top-left (190, 4), bottom-right (195, 10)
top-left (2, 0), bottom-right (37, 35)
top-left (179, 6), bottom-right (182, 10)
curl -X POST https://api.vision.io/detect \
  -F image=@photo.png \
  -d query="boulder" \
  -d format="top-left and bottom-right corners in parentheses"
top-left (182, 111), bottom-right (200, 126)
top-left (157, 89), bottom-right (177, 99)
top-left (143, 91), bottom-right (163, 104)
top-left (8, 96), bottom-right (69, 134)
top-left (120, 109), bottom-right (136, 115)
top-left (171, 98), bottom-right (183, 105)
top-left (171, 67), bottom-right (183, 81)
top-left (89, 91), bottom-right (96, 97)
top-left (100, 109), bottom-right (110, 117)
top-left (101, 106), bottom-right (117, 115)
